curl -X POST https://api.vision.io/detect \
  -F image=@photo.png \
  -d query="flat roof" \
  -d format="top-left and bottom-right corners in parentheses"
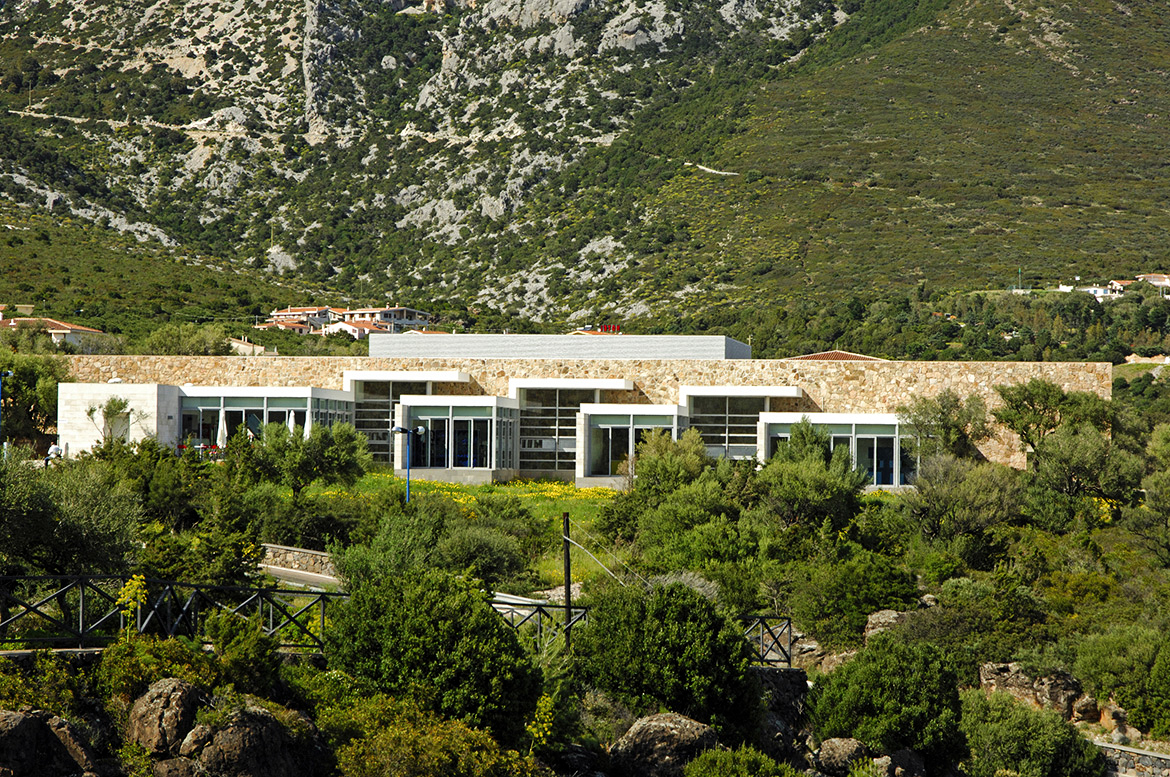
top-left (678, 385), bottom-right (804, 404)
top-left (370, 333), bottom-right (751, 360)
top-left (342, 370), bottom-right (470, 391)
top-left (508, 377), bottom-right (635, 397)
top-left (760, 412), bottom-right (901, 425)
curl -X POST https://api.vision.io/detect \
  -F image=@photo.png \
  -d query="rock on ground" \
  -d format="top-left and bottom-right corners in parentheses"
top-left (608, 712), bottom-right (718, 777)
top-left (816, 737), bottom-right (867, 776)
top-left (129, 678), bottom-right (204, 757)
top-left (0, 709), bottom-right (99, 777)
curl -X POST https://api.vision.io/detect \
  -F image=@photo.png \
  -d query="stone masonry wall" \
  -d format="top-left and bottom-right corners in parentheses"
top-left (1097, 742), bottom-right (1170, 776)
top-left (261, 543), bottom-right (336, 578)
top-left (65, 356), bottom-right (1112, 469)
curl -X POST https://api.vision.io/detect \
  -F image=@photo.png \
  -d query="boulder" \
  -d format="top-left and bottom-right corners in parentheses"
top-left (1032, 672), bottom-right (1082, 719)
top-left (865, 610), bottom-right (910, 642)
top-left (816, 738), bottom-right (867, 776)
top-left (196, 707), bottom-right (329, 777)
top-left (1072, 694), bottom-right (1099, 723)
top-left (0, 709), bottom-right (98, 777)
top-left (46, 714), bottom-right (99, 774)
top-left (178, 724), bottom-right (214, 759)
top-left (153, 757), bottom-right (200, 777)
top-left (608, 713), bottom-right (718, 777)
top-left (128, 679), bottom-right (204, 758)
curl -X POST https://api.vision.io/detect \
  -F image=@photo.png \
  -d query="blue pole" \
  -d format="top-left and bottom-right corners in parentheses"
top-left (405, 431), bottom-right (411, 503)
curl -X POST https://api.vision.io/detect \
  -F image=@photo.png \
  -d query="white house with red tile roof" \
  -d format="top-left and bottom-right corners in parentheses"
top-left (320, 320), bottom-right (393, 340)
top-left (1137, 274), bottom-right (1170, 288)
top-left (338, 306), bottom-right (431, 332)
top-left (0, 309), bottom-right (109, 348)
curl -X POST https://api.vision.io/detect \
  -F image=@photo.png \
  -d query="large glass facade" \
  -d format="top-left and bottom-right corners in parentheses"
top-left (765, 418), bottom-right (914, 486)
top-left (353, 380), bottom-right (427, 463)
top-left (519, 388), bottom-right (596, 471)
top-left (406, 403), bottom-right (519, 470)
top-left (179, 393), bottom-right (351, 448)
top-left (688, 395), bottom-right (768, 459)
top-left (587, 413), bottom-right (676, 476)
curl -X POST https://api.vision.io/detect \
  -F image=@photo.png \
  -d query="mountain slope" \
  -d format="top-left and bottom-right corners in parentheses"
top-left (0, 0), bottom-right (1168, 331)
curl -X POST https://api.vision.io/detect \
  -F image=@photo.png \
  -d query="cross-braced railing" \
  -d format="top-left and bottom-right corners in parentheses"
top-left (0, 576), bottom-right (792, 665)
top-left (490, 598), bottom-right (588, 651)
top-left (740, 616), bottom-right (793, 667)
top-left (0, 576), bottom-right (345, 651)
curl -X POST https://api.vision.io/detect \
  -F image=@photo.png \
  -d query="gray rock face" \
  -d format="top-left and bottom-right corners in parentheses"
top-left (817, 737), bottom-right (867, 776)
top-left (978, 662), bottom-right (1082, 719)
top-left (129, 678), bottom-right (204, 757)
top-left (609, 712), bottom-right (718, 777)
top-left (1073, 694), bottom-right (1099, 722)
top-left (865, 609), bottom-right (910, 642)
top-left (0, 709), bottom-right (98, 777)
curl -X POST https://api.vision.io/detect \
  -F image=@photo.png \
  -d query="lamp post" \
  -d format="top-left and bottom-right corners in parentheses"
top-left (0, 371), bottom-right (12, 458)
top-left (392, 425), bottom-right (426, 502)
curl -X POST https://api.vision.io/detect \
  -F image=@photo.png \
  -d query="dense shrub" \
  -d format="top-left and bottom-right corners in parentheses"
top-left (788, 550), bottom-right (917, 649)
top-left (324, 569), bottom-right (541, 748)
top-left (1072, 626), bottom-right (1161, 719)
top-left (756, 434), bottom-right (868, 530)
top-left (901, 456), bottom-right (1021, 569)
top-left (97, 635), bottom-right (220, 730)
top-left (684, 745), bottom-right (797, 777)
top-left (0, 652), bottom-right (80, 716)
top-left (810, 636), bottom-right (964, 770)
top-left (574, 583), bottom-right (760, 740)
top-left (204, 611), bottom-right (282, 696)
top-left (435, 525), bottom-right (526, 586)
top-left (318, 693), bottom-right (535, 777)
top-left (959, 690), bottom-right (1104, 777)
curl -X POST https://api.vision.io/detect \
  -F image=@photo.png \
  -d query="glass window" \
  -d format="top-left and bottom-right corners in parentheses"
top-left (875, 437), bottom-right (896, 486)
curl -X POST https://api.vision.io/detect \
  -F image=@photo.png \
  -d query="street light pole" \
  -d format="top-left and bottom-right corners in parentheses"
top-left (0, 371), bottom-right (13, 458)
top-left (392, 425), bottom-right (426, 502)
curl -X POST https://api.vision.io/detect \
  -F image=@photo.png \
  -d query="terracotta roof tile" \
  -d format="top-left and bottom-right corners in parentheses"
top-left (785, 349), bottom-right (886, 361)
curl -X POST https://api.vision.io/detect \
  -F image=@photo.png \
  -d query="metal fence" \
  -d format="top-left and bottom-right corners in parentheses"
top-left (0, 576), bottom-right (792, 665)
top-left (0, 576), bottom-right (342, 651)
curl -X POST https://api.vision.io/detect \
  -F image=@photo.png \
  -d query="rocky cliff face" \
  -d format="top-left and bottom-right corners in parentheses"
top-left (0, 0), bottom-right (832, 319)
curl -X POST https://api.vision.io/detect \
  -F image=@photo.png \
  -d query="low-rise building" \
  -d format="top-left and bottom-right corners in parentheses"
top-left (57, 335), bottom-right (1112, 487)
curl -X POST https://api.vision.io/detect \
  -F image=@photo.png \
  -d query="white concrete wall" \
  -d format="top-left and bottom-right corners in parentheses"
top-left (57, 383), bottom-right (179, 455)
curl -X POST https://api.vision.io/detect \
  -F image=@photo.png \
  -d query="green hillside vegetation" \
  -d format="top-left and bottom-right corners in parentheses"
top-left (10, 371), bottom-right (1170, 772)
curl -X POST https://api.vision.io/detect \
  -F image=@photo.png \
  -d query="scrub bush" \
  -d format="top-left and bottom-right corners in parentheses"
top-left (574, 582), bottom-right (760, 740)
top-left (683, 745), bottom-right (798, 777)
top-left (959, 690), bottom-right (1103, 777)
top-left (204, 611), bottom-right (282, 696)
top-left (788, 550), bottom-right (917, 649)
top-left (810, 636), bottom-right (964, 770)
top-left (318, 694), bottom-right (536, 777)
top-left (325, 569), bottom-right (541, 748)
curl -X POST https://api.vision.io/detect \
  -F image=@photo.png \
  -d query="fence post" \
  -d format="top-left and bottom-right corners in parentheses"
top-left (563, 511), bottom-right (572, 652)
top-left (78, 582), bottom-right (85, 649)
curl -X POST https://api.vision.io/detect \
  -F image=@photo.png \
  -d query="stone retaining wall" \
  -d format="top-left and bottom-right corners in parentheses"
top-left (65, 355), bottom-right (1112, 469)
top-left (261, 544), bottom-right (336, 578)
top-left (1098, 742), bottom-right (1170, 776)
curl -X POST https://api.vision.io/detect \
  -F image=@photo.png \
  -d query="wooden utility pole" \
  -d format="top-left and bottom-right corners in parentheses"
top-left (563, 511), bottom-right (572, 651)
